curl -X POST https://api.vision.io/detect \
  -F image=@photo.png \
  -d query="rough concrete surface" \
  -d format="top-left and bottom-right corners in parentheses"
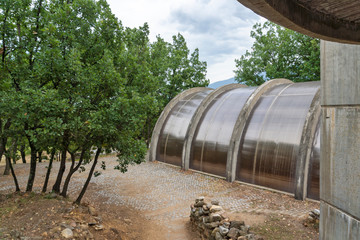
top-left (320, 40), bottom-right (360, 239)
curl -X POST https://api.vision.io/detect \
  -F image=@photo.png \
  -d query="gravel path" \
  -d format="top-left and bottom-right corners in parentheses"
top-left (0, 155), bottom-right (319, 239)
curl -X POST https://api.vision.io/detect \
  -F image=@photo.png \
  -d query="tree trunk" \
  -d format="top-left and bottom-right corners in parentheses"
top-left (74, 147), bottom-right (101, 204)
top-left (9, 154), bottom-right (20, 192)
top-left (61, 148), bottom-right (86, 197)
top-left (42, 149), bottom-right (56, 193)
top-left (52, 150), bottom-right (66, 193)
top-left (11, 137), bottom-right (18, 164)
top-left (0, 148), bottom-right (3, 163)
top-left (20, 144), bottom-right (26, 163)
top-left (3, 154), bottom-right (10, 175)
top-left (38, 151), bottom-right (42, 162)
top-left (0, 119), bottom-right (3, 163)
top-left (0, 119), bottom-right (11, 164)
top-left (52, 132), bottom-right (69, 193)
top-left (26, 145), bottom-right (37, 192)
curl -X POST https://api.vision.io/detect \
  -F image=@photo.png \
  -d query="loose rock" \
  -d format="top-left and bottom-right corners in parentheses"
top-left (61, 228), bottom-right (73, 239)
top-left (215, 231), bottom-right (223, 240)
top-left (124, 218), bottom-right (132, 224)
top-left (230, 221), bottom-right (245, 229)
top-left (88, 206), bottom-right (98, 216)
top-left (94, 224), bottom-right (104, 231)
top-left (210, 213), bottom-right (222, 222)
top-left (227, 228), bottom-right (240, 239)
top-left (219, 225), bottom-right (229, 236)
top-left (210, 205), bottom-right (223, 213)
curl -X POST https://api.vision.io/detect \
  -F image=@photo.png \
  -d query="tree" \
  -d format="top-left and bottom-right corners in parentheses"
top-left (165, 34), bottom-right (208, 102)
top-left (0, 0), bottom-right (208, 203)
top-left (234, 21), bottom-right (320, 86)
top-left (118, 29), bottom-right (209, 145)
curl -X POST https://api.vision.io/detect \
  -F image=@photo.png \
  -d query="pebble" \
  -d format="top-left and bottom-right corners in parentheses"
top-left (60, 223), bottom-right (74, 230)
top-left (222, 222), bottom-right (230, 228)
top-left (230, 221), bottom-right (245, 229)
top-left (70, 221), bottom-right (77, 228)
top-left (196, 196), bottom-right (205, 202)
top-left (88, 206), bottom-right (98, 216)
top-left (80, 224), bottom-right (89, 230)
top-left (215, 231), bottom-right (223, 240)
top-left (227, 227), bottom-right (240, 239)
top-left (94, 224), bottom-right (104, 231)
top-left (61, 228), bottom-right (73, 239)
top-left (210, 205), bottom-right (223, 213)
top-left (219, 225), bottom-right (229, 236)
top-left (210, 213), bottom-right (222, 222)
top-left (124, 218), bottom-right (132, 224)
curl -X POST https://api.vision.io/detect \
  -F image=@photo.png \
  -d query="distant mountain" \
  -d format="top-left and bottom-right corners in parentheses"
top-left (208, 77), bottom-right (236, 89)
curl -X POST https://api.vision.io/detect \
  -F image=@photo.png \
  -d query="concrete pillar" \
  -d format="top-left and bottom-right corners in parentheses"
top-left (320, 40), bottom-right (360, 239)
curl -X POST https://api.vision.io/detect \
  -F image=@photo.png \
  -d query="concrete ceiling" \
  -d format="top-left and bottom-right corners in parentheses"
top-left (237, 0), bottom-right (360, 44)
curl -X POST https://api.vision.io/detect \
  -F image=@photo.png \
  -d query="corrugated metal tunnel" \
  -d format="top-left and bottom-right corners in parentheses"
top-left (150, 79), bottom-right (321, 200)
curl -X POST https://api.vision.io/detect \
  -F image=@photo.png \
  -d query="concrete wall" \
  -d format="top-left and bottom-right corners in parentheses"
top-left (320, 41), bottom-right (360, 239)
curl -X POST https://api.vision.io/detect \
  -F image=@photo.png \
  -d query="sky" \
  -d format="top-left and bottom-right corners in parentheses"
top-left (106, 0), bottom-right (264, 83)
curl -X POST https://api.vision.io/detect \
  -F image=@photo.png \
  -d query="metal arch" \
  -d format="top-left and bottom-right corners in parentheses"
top-left (148, 87), bottom-right (212, 162)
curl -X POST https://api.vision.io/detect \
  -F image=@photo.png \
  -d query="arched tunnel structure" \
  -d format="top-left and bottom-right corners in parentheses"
top-left (149, 79), bottom-right (321, 200)
top-left (232, 1), bottom-right (360, 238)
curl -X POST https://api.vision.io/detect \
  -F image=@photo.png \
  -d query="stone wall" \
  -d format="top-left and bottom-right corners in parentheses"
top-left (190, 197), bottom-right (262, 240)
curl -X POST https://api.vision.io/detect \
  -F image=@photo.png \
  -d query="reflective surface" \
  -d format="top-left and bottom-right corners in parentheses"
top-left (190, 87), bottom-right (256, 176)
top-left (156, 90), bottom-right (212, 165)
top-left (307, 121), bottom-right (320, 200)
top-left (237, 82), bottom-right (320, 194)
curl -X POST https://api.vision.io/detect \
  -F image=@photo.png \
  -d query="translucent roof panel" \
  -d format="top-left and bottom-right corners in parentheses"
top-left (307, 121), bottom-right (320, 200)
top-left (190, 87), bottom-right (256, 177)
top-left (236, 82), bottom-right (320, 194)
top-left (156, 90), bottom-right (212, 166)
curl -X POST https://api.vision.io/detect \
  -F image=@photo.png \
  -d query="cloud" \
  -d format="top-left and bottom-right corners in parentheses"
top-left (106, 0), bottom-right (263, 83)
top-left (166, 0), bottom-right (262, 81)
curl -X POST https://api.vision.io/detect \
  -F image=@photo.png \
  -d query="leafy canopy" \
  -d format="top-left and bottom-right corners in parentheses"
top-left (234, 21), bottom-right (320, 86)
top-left (0, 0), bottom-right (209, 196)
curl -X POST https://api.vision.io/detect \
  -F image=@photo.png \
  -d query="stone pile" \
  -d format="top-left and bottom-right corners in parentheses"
top-left (306, 209), bottom-right (320, 225)
top-left (47, 204), bottom-right (103, 239)
top-left (190, 197), bottom-right (262, 240)
top-left (308, 209), bottom-right (320, 221)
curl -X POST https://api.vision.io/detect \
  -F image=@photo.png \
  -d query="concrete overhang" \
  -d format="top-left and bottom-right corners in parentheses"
top-left (237, 0), bottom-right (360, 44)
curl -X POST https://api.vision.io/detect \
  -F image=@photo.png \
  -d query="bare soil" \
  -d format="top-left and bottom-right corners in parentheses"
top-left (0, 155), bottom-right (319, 239)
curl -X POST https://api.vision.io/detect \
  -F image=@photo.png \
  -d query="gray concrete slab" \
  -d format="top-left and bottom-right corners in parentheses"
top-left (321, 40), bottom-right (360, 239)
top-left (321, 107), bottom-right (360, 218)
top-left (320, 203), bottom-right (360, 240)
top-left (321, 41), bottom-right (360, 106)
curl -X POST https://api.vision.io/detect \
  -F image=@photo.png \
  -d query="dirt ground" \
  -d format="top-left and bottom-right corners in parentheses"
top-left (0, 155), bottom-right (319, 239)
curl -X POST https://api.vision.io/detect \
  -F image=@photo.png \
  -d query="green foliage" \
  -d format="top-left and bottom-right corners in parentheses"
top-left (1, 0), bottom-right (208, 195)
top-left (234, 21), bottom-right (320, 86)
